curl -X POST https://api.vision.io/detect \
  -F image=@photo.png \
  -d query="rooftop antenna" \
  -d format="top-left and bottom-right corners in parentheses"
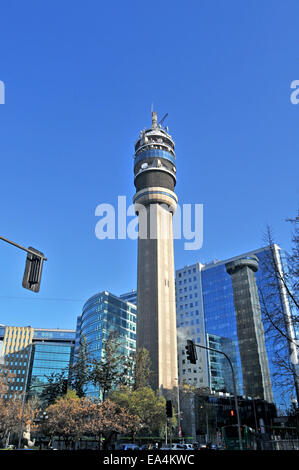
top-left (151, 107), bottom-right (158, 128)
top-left (158, 112), bottom-right (168, 127)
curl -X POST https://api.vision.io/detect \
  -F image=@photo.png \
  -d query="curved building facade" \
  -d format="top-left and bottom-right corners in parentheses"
top-left (76, 291), bottom-right (136, 398)
top-left (225, 256), bottom-right (273, 402)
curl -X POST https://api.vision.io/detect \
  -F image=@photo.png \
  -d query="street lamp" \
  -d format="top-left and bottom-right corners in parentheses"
top-left (35, 411), bottom-right (49, 450)
top-left (174, 378), bottom-right (182, 440)
top-left (200, 404), bottom-right (209, 443)
top-left (186, 339), bottom-right (243, 450)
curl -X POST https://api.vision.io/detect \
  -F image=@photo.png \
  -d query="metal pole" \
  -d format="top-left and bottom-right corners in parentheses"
top-left (194, 342), bottom-right (243, 450)
top-left (252, 399), bottom-right (258, 432)
top-left (175, 378), bottom-right (181, 440)
top-left (206, 409), bottom-right (209, 444)
top-left (0, 236), bottom-right (47, 260)
top-left (165, 419), bottom-right (168, 445)
top-left (18, 390), bottom-right (26, 448)
top-left (18, 344), bottom-right (33, 448)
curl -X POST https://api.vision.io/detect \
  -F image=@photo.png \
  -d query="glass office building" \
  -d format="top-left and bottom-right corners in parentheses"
top-left (120, 289), bottom-right (137, 306)
top-left (28, 339), bottom-right (75, 399)
top-left (176, 245), bottom-right (296, 408)
top-left (0, 326), bottom-right (75, 400)
top-left (76, 291), bottom-right (137, 398)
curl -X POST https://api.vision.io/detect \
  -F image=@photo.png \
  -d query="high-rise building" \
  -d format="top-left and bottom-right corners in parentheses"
top-left (133, 111), bottom-right (178, 395)
top-left (225, 255), bottom-right (273, 402)
top-left (27, 329), bottom-right (76, 400)
top-left (176, 263), bottom-right (210, 389)
top-left (120, 289), bottom-right (137, 305)
top-left (176, 245), bottom-right (296, 407)
top-left (75, 291), bottom-right (136, 398)
top-left (0, 325), bottom-right (75, 400)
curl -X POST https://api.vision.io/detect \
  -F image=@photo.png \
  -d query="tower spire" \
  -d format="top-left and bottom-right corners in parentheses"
top-left (133, 111), bottom-right (178, 397)
top-left (151, 110), bottom-right (158, 128)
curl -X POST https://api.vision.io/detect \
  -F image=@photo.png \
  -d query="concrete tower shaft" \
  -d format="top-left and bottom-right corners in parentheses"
top-left (133, 112), bottom-right (178, 395)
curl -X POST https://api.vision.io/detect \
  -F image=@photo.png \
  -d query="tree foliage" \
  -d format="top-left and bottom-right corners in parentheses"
top-left (110, 386), bottom-right (168, 437)
top-left (133, 347), bottom-right (152, 390)
top-left (39, 370), bottom-right (68, 408)
top-left (0, 368), bottom-right (37, 447)
top-left (81, 398), bottom-right (141, 449)
top-left (69, 335), bottom-right (90, 398)
top-left (88, 332), bottom-right (133, 400)
top-left (38, 392), bottom-right (140, 449)
top-left (42, 390), bottom-right (83, 449)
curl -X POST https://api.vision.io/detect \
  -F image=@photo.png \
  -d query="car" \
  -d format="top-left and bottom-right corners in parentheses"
top-left (160, 443), bottom-right (188, 450)
top-left (117, 443), bottom-right (140, 451)
top-left (206, 442), bottom-right (218, 450)
top-left (199, 443), bottom-right (208, 450)
top-left (184, 444), bottom-right (195, 450)
top-left (139, 444), bottom-right (149, 450)
top-left (159, 444), bottom-right (172, 450)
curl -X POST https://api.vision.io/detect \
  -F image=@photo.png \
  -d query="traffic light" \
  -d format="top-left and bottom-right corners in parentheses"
top-left (185, 339), bottom-right (197, 364)
top-left (166, 400), bottom-right (173, 418)
top-left (22, 247), bottom-right (45, 292)
top-left (62, 379), bottom-right (68, 394)
top-left (230, 410), bottom-right (234, 417)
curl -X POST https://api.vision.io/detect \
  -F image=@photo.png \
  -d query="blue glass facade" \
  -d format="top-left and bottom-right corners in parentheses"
top-left (29, 342), bottom-right (74, 397)
top-left (135, 148), bottom-right (176, 166)
top-left (120, 290), bottom-right (137, 306)
top-left (33, 329), bottom-right (75, 341)
top-left (253, 249), bottom-right (291, 406)
top-left (0, 326), bottom-right (76, 400)
top-left (76, 291), bottom-right (137, 398)
top-left (202, 262), bottom-right (244, 395)
top-left (176, 246), bottom-right (295, 408)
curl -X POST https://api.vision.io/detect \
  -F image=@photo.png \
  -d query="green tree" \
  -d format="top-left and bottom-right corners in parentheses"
top-left (133, 347), bottom-right (152, 390)
top-left (88, 332), bottom-right (132, 400)
top-left (43, 390), bottom-right (83, 450)
top-left (39, 370), bottom-right (68, 407)
top-left (69, 335), bottom-right (90, 398)
top-left (111, 386), bottom-right (169, 437)
top-left (81, 398), bottom-right (141, 449)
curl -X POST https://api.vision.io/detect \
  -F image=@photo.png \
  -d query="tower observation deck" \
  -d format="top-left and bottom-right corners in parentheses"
top-left (133, 112), bottom-right (178, 396)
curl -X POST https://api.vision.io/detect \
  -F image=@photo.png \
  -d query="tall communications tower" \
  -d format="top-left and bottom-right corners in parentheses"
top-left (133, 111), bottom-right (178, 395)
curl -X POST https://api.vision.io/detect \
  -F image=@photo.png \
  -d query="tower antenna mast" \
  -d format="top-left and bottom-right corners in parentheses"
top-left (158, 112), bottom-right (168, 127)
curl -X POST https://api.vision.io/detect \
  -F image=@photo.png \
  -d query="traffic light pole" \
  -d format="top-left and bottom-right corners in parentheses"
top-left (0, 236), bottom-right (47, 261)
top-left (0, 235), bottom-right (47, 292)
top-left (193, 342), bottom-right (243, 450)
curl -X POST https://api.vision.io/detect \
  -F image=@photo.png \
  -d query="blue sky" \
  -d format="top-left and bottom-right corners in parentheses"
top-left (0, 0), bottom-right (298, 330)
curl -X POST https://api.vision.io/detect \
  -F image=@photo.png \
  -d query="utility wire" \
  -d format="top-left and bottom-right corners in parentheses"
top-left (0, 296), bottom-right (84, 302)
